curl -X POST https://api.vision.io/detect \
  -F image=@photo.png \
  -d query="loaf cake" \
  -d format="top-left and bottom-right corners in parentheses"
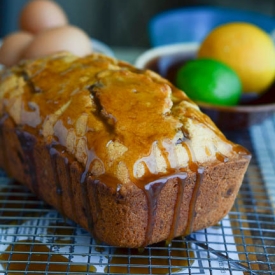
top-left (0, 52), bottom-right (251, 248)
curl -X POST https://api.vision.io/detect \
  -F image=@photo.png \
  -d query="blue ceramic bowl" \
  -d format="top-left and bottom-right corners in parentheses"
top-left (149, 6), bottom-right (275, 47)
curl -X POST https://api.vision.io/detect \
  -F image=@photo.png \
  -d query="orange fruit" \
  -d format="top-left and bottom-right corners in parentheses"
top-left (198, 22), bottom-right (275, 94)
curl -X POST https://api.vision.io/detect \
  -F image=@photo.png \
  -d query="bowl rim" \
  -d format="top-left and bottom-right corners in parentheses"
top-left (197, 101), bottom-right (275, 113)
top-left (90, 38), bottom-right (114, 57)
top-left (135, 42), bottom-right (275, 111)
top-left (135, 42), bottom-right (198, 69)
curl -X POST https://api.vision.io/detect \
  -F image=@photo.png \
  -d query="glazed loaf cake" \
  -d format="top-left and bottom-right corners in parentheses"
top-left (0, 52), bottom-right (250, 248)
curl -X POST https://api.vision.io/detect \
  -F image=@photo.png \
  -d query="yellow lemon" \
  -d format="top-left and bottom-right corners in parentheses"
top-left (198, 22), bottom-right (275, 94)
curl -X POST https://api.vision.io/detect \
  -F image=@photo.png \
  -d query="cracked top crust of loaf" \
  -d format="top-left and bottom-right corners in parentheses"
top-left (0, 52), bottom-right (249, 189)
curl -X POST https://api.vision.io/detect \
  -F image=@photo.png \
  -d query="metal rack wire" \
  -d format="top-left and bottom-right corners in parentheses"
top-left (1, 115), bottom-right (275, 275)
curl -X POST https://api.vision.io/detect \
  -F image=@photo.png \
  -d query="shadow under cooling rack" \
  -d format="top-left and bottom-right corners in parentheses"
top-left (0, 115), bottom-right (275, 274)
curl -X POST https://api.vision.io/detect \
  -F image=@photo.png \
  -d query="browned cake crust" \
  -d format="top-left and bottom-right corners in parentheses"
top-left (0, 52), bottom-right (251, 247)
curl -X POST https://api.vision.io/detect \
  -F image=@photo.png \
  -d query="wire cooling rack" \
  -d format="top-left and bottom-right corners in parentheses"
top-left (1, 116), bottom-right (275, 275)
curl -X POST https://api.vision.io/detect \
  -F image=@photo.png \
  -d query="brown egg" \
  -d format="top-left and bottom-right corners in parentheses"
top-left (19, 0), bottom-right (68, 34)
top-left (23, 25), bottom-right (92, 59)
top-left (0, 31), bottom-right (34, 67)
